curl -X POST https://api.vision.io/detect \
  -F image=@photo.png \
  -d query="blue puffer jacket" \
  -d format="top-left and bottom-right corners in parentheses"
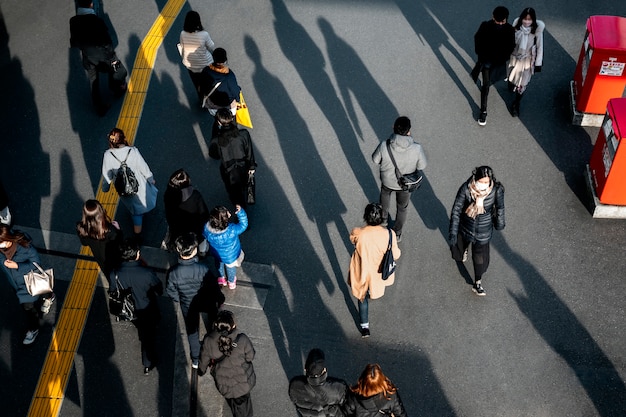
top-left (0, 239), bottom-right (41, 304)
top-left (203, 209), bottom-right (248, 264)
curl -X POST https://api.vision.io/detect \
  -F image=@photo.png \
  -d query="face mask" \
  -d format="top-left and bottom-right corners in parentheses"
top-left (475, 182), bottom-right (489, 191)
top-left (0, 242), bottom-right (8, 249)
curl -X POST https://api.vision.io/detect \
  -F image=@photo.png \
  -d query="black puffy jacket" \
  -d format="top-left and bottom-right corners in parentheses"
top-left (289, 374), bottom-right (348, 417)
top-left (345, 391), bottom-right (407, 417)
top-left (449, 178), bottom-right (505, 245)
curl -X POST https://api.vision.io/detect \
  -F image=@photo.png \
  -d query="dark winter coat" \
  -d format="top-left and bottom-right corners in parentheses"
top-left (289, 373), bottom-right (348, 417)
top-left (198, 330), bottom-right (256, 399)
top-left (0, 239), bottom-right (41, 304)
top-left (164, 186), bottom-right (210, 243)
top-left (110, 260), bottom-right (163, 311)
top-left (209, 128), bottom-right (256, 187)
top-left (345, 391), bottom-right (408, 417)
top-left (78, 226), bottom-right (123, 278)
top-left (474, 20), bottom-right (516, 66)
top-left (449, 178), bottom-right (505, 245)
top-left (166, 257), bottom-right (211, 313)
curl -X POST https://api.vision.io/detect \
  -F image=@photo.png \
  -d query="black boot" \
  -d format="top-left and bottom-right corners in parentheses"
top-left (511, 93), bottom-right (522, 117)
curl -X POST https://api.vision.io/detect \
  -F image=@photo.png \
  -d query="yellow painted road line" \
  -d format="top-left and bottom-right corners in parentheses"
top-left (27, 0), bottom-right (186, 415)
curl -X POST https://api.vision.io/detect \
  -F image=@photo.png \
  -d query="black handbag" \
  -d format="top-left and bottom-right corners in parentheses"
top-left (386, 140), bottom-right (422, 192)
top-left (108, 275), bottom-right (137, 321)
top-left (378, 229), bottom-right (397, 281)
top-left (246, 171), bottom-right (256, 205)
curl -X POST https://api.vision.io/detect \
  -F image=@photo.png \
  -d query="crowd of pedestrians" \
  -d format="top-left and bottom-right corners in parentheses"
top-left (0, 4), bottom-right (549, 415)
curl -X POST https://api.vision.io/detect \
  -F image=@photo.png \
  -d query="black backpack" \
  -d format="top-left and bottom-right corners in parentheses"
top-left (111, 148), bottom-right (139, 196)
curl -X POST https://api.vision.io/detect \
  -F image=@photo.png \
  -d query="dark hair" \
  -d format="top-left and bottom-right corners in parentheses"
top-left (77, 0), bottom-right (93, 8)
top-left (119, 239), bottom-right (140, 262)
top-left (472, 166), bottom-right (504, 191)
top-left (209, 206), bottom-right (230, 230)
top-left (174, 232), bottom-right (198, 258)
top-left (183, 11), bottom-right (203, 33)
top-left (212, 48), bottom-right (227, 64)
top-left (363, 203), bottom-right (384, 226)
top-left (493, 6), bottom-right (509, 22)
top-left (0, 224), bottom-right (29, 248)
top-left (352, 364), bottom-right (397, 399)
top-left (214, 310), bottom-right (236, 356)
top-left (76, 199), bottom-right (112, 240)
top-left (168, 168), bottom-right (191, 189)
top-left (215, 109), bottom-right (240, 146)
top-left (514, 7), bottom-right (538, 34)
top-left (108, 127), bottom-right (128, 148)
top-left (393, 116), bottom-right (411, 136)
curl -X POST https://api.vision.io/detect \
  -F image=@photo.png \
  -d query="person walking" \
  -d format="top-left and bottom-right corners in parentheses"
top-left (69, 0), bottom-right (127, 116)
top-left (345, 363), bottom-right (408, 417)
top-left (347, 203), bottom-right (401, 338)
top-left (76, 199), bottom-right (124, 280)
top-left (203, 205), bottom-right (248, 289)
top-left (448, 166), bottom-right (505, 296)
top-left (198, 310), bottom-right (256, 417)
top-left (209, 108), bottom-right (256, 207)
top-left (166, 232), bottom-right (224, 368)
top-left (110, 239), bottom-right (163, 374)
top-left (202, 48), bottom-right (241, 115)
top-left (179, 10), bottom-right (215, 102)
top-left (471, 6), bottom-right (516, 126)
top-left (0, 224), bottom-right (55, 345)
top-left (288, 348), bottom-right (349, 417)
top-left (101, 127), bottom-right (158, 240)
top-left (507, 7), bottom-right (545, 117)
top-left (371, 116), bottom-right (426, 243)
top-left (163, 169), bottom-right (210, 250)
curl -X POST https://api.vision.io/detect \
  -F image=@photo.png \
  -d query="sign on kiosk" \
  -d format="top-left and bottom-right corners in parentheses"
top-left (573, 16), bottom-right (626, 115)
top-left (590, 98), bottom-right (626, 205)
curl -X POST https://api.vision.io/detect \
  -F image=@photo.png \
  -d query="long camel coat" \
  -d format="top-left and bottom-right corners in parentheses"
top-left (348, 225), bottom-right (401, 302)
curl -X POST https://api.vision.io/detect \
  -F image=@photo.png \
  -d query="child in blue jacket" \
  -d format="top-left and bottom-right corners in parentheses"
top-left (203, 205), bottom-right (248, 289)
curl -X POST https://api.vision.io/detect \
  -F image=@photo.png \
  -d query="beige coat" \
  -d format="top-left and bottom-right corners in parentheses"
top-left (347, 225), bottom-right (401, 301)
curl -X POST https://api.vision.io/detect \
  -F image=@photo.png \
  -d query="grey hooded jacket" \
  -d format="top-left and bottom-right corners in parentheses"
top-left (372, 133), bottom-right (427, 191)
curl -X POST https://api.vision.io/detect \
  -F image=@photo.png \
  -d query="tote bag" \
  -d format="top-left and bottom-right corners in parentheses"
top-left (236, 91), bottom-right (253, 129)
top-left (24, 262), bottom-right (54, 296)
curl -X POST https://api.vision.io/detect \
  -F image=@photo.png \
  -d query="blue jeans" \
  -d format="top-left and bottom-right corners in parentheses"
top-left (358, 293), bottom-right (370, 327)
top-left (217, 260), bottom-right (237, 283)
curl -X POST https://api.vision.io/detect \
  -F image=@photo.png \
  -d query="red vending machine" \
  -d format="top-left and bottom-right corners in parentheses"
top-left (590, 98), bottom-right (626, 205)
top-left (573, 16), bottom-right (626, 115)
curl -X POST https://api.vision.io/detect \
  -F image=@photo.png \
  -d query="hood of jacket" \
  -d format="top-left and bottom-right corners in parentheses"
top-left (389, 134), bottom-right (414, 152)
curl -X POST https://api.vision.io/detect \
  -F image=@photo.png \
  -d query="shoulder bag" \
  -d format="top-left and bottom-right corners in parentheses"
top-left (24, 262), bottom-right (54, 296)
top-left (386, 139), bottom-right (422, 192)
top-left (378, 229), bottom-right (397, 281)
top-left (108, 274), bottom-right (137, 321)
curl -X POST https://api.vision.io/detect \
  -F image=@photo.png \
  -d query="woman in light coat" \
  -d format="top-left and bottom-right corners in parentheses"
top-left (179, 10), bottom-right (215, 102)
top-left (507, 7), bottom-right (544, 116)
top-left (348, 203), bottom-right (401, 338)
top-left (101, 127), bottom-right (157, 238)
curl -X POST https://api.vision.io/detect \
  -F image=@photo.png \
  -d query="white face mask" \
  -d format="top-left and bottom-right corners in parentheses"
top-left (0, 242), bottom-right (9, 249)
top-left (475, 181), bottom-right (489, 191)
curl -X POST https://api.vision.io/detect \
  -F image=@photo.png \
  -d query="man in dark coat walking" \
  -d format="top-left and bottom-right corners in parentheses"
top-left (289, 348), bottom-right (349, 417)
top-left (69, 0), bottom-right (127, 115)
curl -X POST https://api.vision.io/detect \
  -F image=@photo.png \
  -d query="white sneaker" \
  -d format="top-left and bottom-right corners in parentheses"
top-left (23, 330), bottom-right (39, 345)
top-left (41, 295), bottom-right (56, 314)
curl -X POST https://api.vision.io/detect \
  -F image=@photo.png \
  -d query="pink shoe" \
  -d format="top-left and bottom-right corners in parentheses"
top-left (228, 277), bottom-right (237, 290)
top-left (217, 277), bottom-right (227, 286)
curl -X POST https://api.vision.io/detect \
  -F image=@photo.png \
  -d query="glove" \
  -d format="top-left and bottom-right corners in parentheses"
top-left (534, 65), bottom-right (542, 73)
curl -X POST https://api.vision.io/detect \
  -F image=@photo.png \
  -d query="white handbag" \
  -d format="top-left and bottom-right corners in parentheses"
top-left (23, 262), bottom-right (54, 296)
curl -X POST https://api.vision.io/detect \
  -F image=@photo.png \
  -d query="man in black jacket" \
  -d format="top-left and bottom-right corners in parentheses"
top-left (472, 6), bottom-right (515, 126)
top-left (110, 239), bottom-right (163, 375)
top-left (69, 0), bottom-right (127, 115)
top-left (289, 349), bottom-right (348, 417)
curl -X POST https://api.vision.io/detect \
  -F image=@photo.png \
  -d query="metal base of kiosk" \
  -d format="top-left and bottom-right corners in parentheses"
top-left (570, 81), bottom-right (604, 127)
top-left (585, 164), bottom-right (626, 218)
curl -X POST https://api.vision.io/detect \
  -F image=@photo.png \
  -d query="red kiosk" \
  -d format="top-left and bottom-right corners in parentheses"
top-left (589, 98), bottom-right (626, 210)
top-left (572, 16), bottom-right (626, 126)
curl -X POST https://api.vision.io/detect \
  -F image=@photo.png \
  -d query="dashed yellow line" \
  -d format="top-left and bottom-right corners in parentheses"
top-left (27, 0), bottom-right (186, 415)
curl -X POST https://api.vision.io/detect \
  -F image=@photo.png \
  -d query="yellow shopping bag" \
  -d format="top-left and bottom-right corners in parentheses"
top-left (236, 91), bottom-right (253, 129)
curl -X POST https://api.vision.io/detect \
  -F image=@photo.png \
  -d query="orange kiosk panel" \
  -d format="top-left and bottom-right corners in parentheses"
top-left (590, 98), bottom-right (626, 205)
top-left (573, 16), bottom-right (626, 114)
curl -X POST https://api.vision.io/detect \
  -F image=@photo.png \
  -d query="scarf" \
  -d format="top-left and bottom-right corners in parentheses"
top-left (518, 25), bottom-right (532, 52)
top-left (465, 180), bottom-right (493, 218)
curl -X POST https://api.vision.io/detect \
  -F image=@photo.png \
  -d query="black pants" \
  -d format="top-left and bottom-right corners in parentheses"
top-left (226, 393), bottom-right (253, 417)
top-left (480, 63), bottom-right (506, 112)
top-left (451, 233), bottom-right (490, 281)
top-left (22, 302), bottom-right (39, 331)
top-left (133, 304), bottom-right (160, 368)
